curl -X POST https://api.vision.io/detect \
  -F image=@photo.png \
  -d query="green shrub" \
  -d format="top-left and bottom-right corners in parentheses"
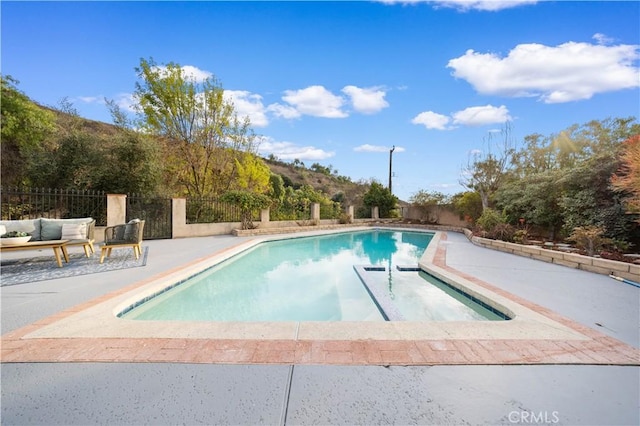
top-left (492, 223), bottom-right (515, 242)
top-left (476, 208), bottom-right (506, 234)
top-left (338, 212), bottom-right (352, 224)
top-left (567, 225), bottom-right (612, 256)
top-left (513, 229), bottom-right (530, 244)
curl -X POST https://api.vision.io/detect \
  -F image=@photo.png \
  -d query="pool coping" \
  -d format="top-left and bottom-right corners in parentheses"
top-left (2, 228), bottom-right (639, 366)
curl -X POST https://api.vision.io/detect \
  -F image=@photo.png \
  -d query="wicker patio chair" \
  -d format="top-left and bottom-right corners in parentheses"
top-left (99, 219), bottom-right (145, 263)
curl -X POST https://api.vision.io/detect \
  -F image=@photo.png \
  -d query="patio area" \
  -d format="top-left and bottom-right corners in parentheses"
top-left (1, 228), bottom-right (639, 425)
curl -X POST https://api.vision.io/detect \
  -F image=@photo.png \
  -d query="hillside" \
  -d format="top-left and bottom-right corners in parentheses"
top-left (2, 76), bottom-right (373, 201)
top-left (264, 159), bottom-right (369, 205)
top-left (47, 107), bottom-right (371, 202)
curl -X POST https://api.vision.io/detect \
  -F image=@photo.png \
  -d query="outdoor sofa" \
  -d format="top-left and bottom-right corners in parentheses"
top-left (0, 217), bottom-right (96, 257)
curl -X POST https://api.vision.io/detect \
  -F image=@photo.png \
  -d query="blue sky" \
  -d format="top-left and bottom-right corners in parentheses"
top-left (2, 1), bottom-right (639, 201)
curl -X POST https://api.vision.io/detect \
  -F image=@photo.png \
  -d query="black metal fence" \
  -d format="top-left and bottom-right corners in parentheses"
top-left (126, 194), bottom-right (173, 240)
top-left (186, 197), bottom-right (250, 224)
top-left (1, 187), bottom-right (357, 240)
top-left (320, 202), bottom-right (342, 220)
top-left (0, 187), bottom-right (107, 225)
top-left (270, 203), bottom-right (311, 221)
top-left (355, 205), bottom-right (372, 219)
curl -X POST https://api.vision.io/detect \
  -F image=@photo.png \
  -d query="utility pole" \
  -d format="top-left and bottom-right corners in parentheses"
top-left (388, 145), bottom-right (395, 194)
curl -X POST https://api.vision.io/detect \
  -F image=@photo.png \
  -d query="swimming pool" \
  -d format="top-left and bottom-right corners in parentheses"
top-left (121, 229), bottom-right (506, 322)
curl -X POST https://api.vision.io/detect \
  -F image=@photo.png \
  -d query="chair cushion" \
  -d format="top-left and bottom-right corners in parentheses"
top-left (0, 219), bottom-right (41, 240)
top-left (0, 225), bottom-right (5, 236)
top-left (124, 219), bottom-right (141, 242)
top-left (41, 218), bottom-right (92, 240)
top-left (61, 223), bottom-right (87, 240)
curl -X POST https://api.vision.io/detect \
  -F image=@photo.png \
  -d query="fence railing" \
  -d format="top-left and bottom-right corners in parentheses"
top-left (320, 202), bottom-right (342, 220)
top-left (186, 197), bottom-right (259, 224)
top-left (127, 193), bottom-right (173, 239)
top-left (0, 187), bottom-right (108, 226)
top-left (1, 187), bottom-right (367, 237)
top-left (354, 205), bottom-right (372, 219)
top-left (270, 203), bottom-right (311, 221)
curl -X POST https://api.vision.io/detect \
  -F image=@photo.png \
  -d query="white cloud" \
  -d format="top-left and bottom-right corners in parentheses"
top-left (114, 93), bottom-right (138, 113)
top-left (77, 96), bottom-right (103, 104)
top-left (378, 0), bottom-right (537, 12)
top-left (180, 65), bottom-right (212, 82)
top-left (447, 41), bottom-right (640, 103)
top-left (430, 183), bottom-right (459, 189)
top-left (266, 84), bottom-right (390, 121)
top-left (281, 85), bottom-right (348, 118)
top-left (354, 144), bottom-right (389, 153)
top-left (151, 65), bottom-right (213, 82)
top-left (257, 136), bottom-right (335, 161)
top-left (224, 90), bottom-right (269, 127)
top-left (593, 33), bottom-right (615, 46)
top-left (452, 104), bottom-right (511, 126)
top-left (411, 111), bottom-right (451, 130)
top-left (354, 144), bottom-right (405, 153)
top-left (342, 85), bottom-right (389, 114)
top-left (78, 93), bottom-right (137, 113)
top-left (413, 105), bottom-right (511, 130)
top-left (266, 103), bottom-right (301, 120)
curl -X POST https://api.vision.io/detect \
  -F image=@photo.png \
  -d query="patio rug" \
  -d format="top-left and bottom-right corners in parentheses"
top-left (0, 247), bottom-right (149, 286)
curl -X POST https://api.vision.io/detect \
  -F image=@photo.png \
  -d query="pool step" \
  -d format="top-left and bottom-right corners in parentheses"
top-left (396, 265), bottom-right (421, 272)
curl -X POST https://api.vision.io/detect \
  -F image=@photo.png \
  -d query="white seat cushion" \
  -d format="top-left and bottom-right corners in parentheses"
top-left (61, 223), bottom-right (87, 240)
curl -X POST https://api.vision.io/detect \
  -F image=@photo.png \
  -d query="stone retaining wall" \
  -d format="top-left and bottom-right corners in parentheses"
top-left (468, 232), bottom-right (639, 282)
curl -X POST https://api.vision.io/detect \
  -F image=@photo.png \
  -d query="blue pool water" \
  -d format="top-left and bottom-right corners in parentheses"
top-left (122, 230), bottom-right (505, 322)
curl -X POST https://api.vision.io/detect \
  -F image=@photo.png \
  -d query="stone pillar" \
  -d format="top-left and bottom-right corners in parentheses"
top-left (372, 206), bottom-right (379, 220)
top-left (347, 205), bottom-right (354, 220)
top-left (107, 194), bottom-right (127, 226)
top-left (311, 203), bottom-right (320, 221)
top-left (172, 198), bottom-right (186, 236)
top-left (261, 208), bottom-right (270, 224)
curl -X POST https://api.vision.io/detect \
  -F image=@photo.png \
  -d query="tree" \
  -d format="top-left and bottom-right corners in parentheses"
top-left (91, 99), bottom-right (164, 194)
top-left (460, 124), bottom-right (514, 210)
top-left (134, 57), bottom-right (257, 197)
top-left (37, 131), bottom-right (105, 190)
top-left (97, 132), bottom-right (163, 194)
top-left (510, 133), bottom-right (555, 176)
top-left (497, 117), bottom-right (639, 243)
top-left (1, 75), bottom-right (56, 186)
top-left (363, 181), bottom-right (398, 218)
top-left (220, 190), bottom-right (270, 230)
top-left (611, 135), bottom-right (640, 218)
top-left (268, 173), bottom-right (286, 204)
top-left (451, 191), bottom-right (483, 224)
top-left (496, 170), bottom-right (565, 239)
top-left (558, 151), bottom-right (631, 241)
top-left (409, 190), bottom-right (451, 223)
top-left (233, 153), bottom-right (271, 194)
top-left (410, 190), bottom-right (451, 206)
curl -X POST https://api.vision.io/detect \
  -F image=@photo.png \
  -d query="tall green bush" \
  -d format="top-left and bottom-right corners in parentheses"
top-left (363, 182), bottom-right (398, 218)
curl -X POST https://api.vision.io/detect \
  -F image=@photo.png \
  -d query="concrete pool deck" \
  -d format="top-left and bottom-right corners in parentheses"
top-left (1, 227), bottom-right (638, 365)
top-left (2, 226), bottom-right (639, 425)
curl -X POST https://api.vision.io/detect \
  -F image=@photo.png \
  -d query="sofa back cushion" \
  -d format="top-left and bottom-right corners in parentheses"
top-left (40, 218), bottom-right (93, 240)
top-left (0, 219), bottom-right (41, 240)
